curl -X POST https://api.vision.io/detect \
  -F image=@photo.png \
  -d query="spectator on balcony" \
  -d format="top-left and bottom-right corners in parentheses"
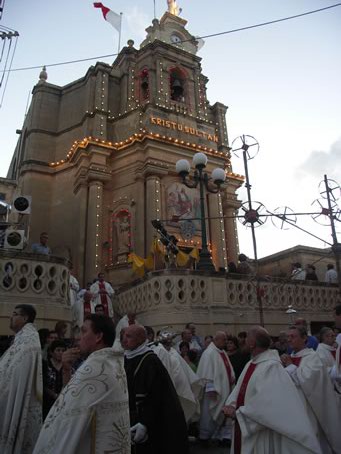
top-left (31, 231), bottom-right (51, 255)
top-left (43, 340), bottom-right (66, 419)
top-left (305, 265), bottom-right (318, 281)
top-left (90, 272), bottom-right (114, 318)
top-left (325, 263), bottom-right (338, 284)
top-left (236, 253), bottom-right (253, 275)
top-left (291, 262), bottom-right (306, 280)
top-left (0, 304), bottom-right (42, 453)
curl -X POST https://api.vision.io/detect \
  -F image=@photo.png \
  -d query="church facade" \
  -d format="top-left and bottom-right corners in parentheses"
top-left (5, 12), bottom-right (243, 287)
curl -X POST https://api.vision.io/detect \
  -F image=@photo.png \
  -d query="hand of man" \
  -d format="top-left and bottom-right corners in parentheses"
top-left (222, 405), bottom-right (236, 418)
top-left (207, 391), bottom-right (218, 400)
top-left (62, 347), bottom-right (80, 371)
top-left (280, 354), bottom-right (293, 367)
top-left (130, 423), bottom-right (148, 443)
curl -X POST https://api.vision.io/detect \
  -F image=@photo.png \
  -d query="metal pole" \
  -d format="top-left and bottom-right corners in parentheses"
top-left (197, 167), bottom-right (215, 271)
top-left (324, 174), bottom-right (341, 294)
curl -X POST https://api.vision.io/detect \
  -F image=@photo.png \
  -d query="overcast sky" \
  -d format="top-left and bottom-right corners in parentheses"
top-left (0, 0), bottom-right (340, 260)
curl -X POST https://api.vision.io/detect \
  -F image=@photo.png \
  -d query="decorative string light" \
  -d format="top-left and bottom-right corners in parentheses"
top-left (48, 134), bottom-right (243, 172)
top-left (218, 192), bottom-right (228, 268)
top-left (95, 184), bottom-right (101, 270)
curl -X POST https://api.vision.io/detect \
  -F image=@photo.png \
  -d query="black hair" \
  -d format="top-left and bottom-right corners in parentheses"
top-left (15, 304), bottom-right (36, 323)
top-left (49, 339), bottom-right (67, 353)
top-left (84, 314), bottom-right (116, 347)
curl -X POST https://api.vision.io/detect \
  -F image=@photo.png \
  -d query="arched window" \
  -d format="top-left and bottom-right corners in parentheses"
top-left (139, 68), bottom-right (149, 102)
top-left (169, 67), bottom-right (186, 103)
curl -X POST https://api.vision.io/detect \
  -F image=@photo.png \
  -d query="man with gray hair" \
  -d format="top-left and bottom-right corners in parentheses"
top-left (0, 304), bottom-right (42, 453)
top-left (223, 326), bottom-right (322, 454)
top-left (196, 331), bottom-right (235, 446)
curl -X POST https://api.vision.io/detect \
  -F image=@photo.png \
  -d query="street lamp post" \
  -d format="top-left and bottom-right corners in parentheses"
top-left (176, 152), bottom-right (226, 271)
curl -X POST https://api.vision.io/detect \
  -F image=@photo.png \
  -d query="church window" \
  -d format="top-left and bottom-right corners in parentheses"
top-left (169, 67), bottom-right (186, 103)
top-left (139, 68), bottom-right (149, 102)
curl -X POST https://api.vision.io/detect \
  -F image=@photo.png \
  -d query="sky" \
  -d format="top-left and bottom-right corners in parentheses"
top-left (0, 0), bottom-right (340, 260)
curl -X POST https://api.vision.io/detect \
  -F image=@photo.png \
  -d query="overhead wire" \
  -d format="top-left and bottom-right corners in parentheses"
top-left (0, 2), bottom-right (340, 74)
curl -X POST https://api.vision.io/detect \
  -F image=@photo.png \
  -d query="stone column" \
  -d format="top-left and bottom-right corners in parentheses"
top-left (208, 192), bottom-right (226, 270)
top-left (223, 201), bottom-right (240, 265)
top-left (145, 175), bottom-right (161, 256)
top-left (85, 181), bottom-right (103, 283)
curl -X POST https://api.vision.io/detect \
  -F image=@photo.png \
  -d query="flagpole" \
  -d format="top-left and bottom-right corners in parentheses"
top-left (153, 0), bottom-right (156, 19)
top-left (118, 12), bottom-right (123, 53)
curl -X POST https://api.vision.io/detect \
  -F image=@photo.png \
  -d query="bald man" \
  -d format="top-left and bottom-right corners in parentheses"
top-left (196, 331), bottom-right (235, 446)
top-left (122, 325), bottom-right (188, 454)
top-left (223, 327), bottom-right (322, 454)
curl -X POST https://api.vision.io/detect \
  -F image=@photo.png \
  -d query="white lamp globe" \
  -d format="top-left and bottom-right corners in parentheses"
top-left (212, 168), bottom-right (226, 185)
top-left (192, 152), bottom-right (208, 168)
top-left (176, 159), bottom-right (190, 175)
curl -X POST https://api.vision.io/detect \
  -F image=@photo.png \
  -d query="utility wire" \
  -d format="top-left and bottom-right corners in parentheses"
top-left (0, 2), bottom-right (340, 74)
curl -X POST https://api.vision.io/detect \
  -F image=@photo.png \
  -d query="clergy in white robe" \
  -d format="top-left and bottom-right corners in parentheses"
top-left (282, 325), bottom-right (341, 454)
top-left (196, 331), bottom-right (235, 441)
top-left (33, 314), bottom-right (130, 454)
top-left (316, 327), bottom-right (341, 391)
top-left (0, 305), bottom-right (42, 454)
top-left (224, 326), bottom-right (322, 454)
top-left (90, 273), bottom-right (114, 318)
top-left (113, 313), bottom-right (140, 352)
top-left (69, 272), bottom-right (80, 308)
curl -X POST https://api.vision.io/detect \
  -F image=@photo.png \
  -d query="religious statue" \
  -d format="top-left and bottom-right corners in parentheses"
top-left (167, 0), bottom-right (180, 16)
top-left (116, 215), bottom-right (130, 255)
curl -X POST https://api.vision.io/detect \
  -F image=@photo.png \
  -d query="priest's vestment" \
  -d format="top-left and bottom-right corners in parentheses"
top-left (90, 280), bottom-right (114, 317)
top-left (33, 348), bottom-right (130, 454)
top-left (286, 348), bottom-right (341, 454)
top-left (197, 341), bottom-right (235, 422)
top-left (0, 323), bottom-right (42, 454)
top-left (168, 347), bottom-right (203, 422)
top-left (124, 347), bottom-right (188, 454)
top-left (226, 349), bottom-right (322, 454)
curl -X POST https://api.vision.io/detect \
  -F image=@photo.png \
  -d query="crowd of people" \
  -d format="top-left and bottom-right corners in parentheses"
top-left (0, 300), bottom-right (340, 454)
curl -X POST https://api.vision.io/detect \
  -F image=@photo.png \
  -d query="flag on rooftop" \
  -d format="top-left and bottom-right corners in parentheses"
top-left (93, 3), bottom-right (121, 33)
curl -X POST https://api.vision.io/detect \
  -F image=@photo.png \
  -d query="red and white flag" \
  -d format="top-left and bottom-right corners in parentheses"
top-left (93, 3), bottom-right (121, 32)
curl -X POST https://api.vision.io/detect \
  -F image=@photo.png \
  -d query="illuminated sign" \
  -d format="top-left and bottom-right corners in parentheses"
top-left (150, 116), bottom-right (218, 143)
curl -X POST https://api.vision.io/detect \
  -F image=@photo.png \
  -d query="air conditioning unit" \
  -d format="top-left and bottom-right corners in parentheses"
top-left (12, 195), bottom-right (32, 215)
top-left (4, 229), bottom-right (25, 250)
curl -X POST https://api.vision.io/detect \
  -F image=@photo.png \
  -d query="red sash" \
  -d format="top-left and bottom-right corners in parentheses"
top-left (83, 301), bottom-right (92, 315)
top-left (291, 356), bottom-right (302, 367)
top-left (234, 363), bottom-right (257, 454)
top-left (98, 281), bottom-right (109, 316)
top-left (219, 352), bottom-right (234, 388)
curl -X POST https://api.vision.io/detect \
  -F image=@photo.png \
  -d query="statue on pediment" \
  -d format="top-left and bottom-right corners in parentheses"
top-left (167, 0), bottom-right (180, 16)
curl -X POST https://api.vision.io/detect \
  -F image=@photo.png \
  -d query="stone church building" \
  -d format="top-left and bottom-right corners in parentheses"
top-left (4, 11), bottom-right (243, 287)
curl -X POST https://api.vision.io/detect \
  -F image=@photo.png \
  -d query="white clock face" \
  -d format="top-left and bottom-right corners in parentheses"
top-left (171, 34), bottom-right (182, 44)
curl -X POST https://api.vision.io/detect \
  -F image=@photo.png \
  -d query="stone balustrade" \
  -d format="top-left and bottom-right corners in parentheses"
top-left (116, 270), bottom-right (340, 335)
top-left (0, 250), bottom-right (72, 334)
